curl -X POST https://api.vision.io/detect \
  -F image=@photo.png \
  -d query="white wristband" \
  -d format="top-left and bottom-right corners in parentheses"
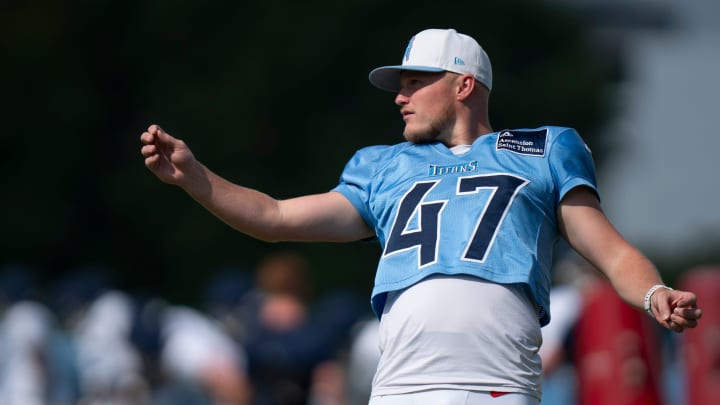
top-left (643, 284), bottom-right (673, 317)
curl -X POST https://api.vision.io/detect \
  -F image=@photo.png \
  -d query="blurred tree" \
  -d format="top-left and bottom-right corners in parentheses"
top-left (1, 0), bottom-right (616, 305)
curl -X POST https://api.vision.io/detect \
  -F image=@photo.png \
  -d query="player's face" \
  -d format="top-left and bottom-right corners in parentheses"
top-left (396, 71), bottom-right (457, 144)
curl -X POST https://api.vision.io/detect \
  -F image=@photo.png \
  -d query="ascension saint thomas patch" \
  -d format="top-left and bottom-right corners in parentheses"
top-left (496, 129), bottom-right (547, 157)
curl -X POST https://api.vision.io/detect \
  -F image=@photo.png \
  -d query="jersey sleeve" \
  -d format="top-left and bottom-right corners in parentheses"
top-left (332, 145), bottom-right (388, 229)
top-left (548, 127), bottom-right (599, 202)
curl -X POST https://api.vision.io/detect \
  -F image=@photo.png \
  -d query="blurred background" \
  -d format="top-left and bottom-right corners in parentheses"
top-left (1, 0), bottom-right (718, 404)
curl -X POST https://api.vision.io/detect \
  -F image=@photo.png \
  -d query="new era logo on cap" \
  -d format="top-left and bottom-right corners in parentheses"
top-left (369, 28), bottom-right (492, 92)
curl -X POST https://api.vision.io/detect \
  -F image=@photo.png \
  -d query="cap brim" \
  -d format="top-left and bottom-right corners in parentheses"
top-left (368, 65), bottom-right (445, 92)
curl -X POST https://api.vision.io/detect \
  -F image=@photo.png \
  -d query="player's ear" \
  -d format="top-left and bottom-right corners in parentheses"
top-left (456, 74), bottom-right (476, 101)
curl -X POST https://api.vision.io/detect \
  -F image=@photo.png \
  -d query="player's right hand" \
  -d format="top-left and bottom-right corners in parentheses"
top-left (140, 124), bottom-right (198, 186)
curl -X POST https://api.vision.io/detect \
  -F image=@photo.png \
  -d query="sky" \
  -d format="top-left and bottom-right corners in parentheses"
top-left (588, 0), bottom-right (720, 260)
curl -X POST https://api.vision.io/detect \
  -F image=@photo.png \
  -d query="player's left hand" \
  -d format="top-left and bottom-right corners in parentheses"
top-left (650, 288), bottom-right (702, 332)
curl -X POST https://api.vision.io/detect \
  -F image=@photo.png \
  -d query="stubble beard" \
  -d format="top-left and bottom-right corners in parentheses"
top-left (403, 108), bottom-right (454, 145)
top-left (403, 128), bottom-right (438, 144)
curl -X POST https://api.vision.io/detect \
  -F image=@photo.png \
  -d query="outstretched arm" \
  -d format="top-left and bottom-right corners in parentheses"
top-left (557, 186), bottom-right (702, 332)
top-left (140, 125), bottom-right (374, 242)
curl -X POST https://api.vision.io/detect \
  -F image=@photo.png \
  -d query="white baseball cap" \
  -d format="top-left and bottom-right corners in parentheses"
top-left (369, 28), bottom-right (492, 92)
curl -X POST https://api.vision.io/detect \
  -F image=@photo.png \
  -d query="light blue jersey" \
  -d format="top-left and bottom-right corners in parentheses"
top-left (333, 126), bottom-right (597, 326)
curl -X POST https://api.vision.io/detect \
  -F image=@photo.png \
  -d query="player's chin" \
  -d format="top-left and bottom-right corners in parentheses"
top-left (403, 129), bottom-right (437, 144)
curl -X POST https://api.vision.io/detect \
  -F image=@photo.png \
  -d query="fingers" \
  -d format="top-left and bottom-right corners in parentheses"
top-left (140, 125), bottom-right (172, 166)
top-left (140, 125), bottom-right (165, 169)
top-left (666, 320), bottom-right (685, 333)
top-left (671, 306), bottom-right (702, 331)
top-left (140, 124), bottom-right (172, 145)
top-left (140, 130), bottom-right (153, 145)
top-left (673, 293), bottom-right (697, 309)
top-left (141, 144), bottom-right (157, 157)
top-left (657, 290), bottom-right (702, 333)
top-left (148, 124), bottom-right (174, 143)
top-left (674, 305), bottom-right (702, 319)
top-left (668, 310), bottom-right (700, 331)
top-left (144, 154), bottom-right (160, 169)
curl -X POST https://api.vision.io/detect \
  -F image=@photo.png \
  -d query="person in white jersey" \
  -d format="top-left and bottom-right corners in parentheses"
top-left (140, 28), bottom-right (702, 404)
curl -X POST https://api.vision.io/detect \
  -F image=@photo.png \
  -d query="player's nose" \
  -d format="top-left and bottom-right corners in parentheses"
top-left (395, 92), bottom-right (409, 107)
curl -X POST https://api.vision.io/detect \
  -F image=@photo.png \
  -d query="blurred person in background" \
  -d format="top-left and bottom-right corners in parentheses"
top-left (202, 266), bottom-right (255, 345)
top-left (157, 303), bottom-right (252, 405)
top-left (0, 265), bottom-right (51, 405)
top-left (0, 264), bottom-right (118, 405)
top-left (71, 289), bottom-right (150, 405)
top-left (240, 251), bottom-right (363, 405)
top-left (0, 300), bottom-right (55, 405)
top-left (48, 266), bottom-right (116, 405)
